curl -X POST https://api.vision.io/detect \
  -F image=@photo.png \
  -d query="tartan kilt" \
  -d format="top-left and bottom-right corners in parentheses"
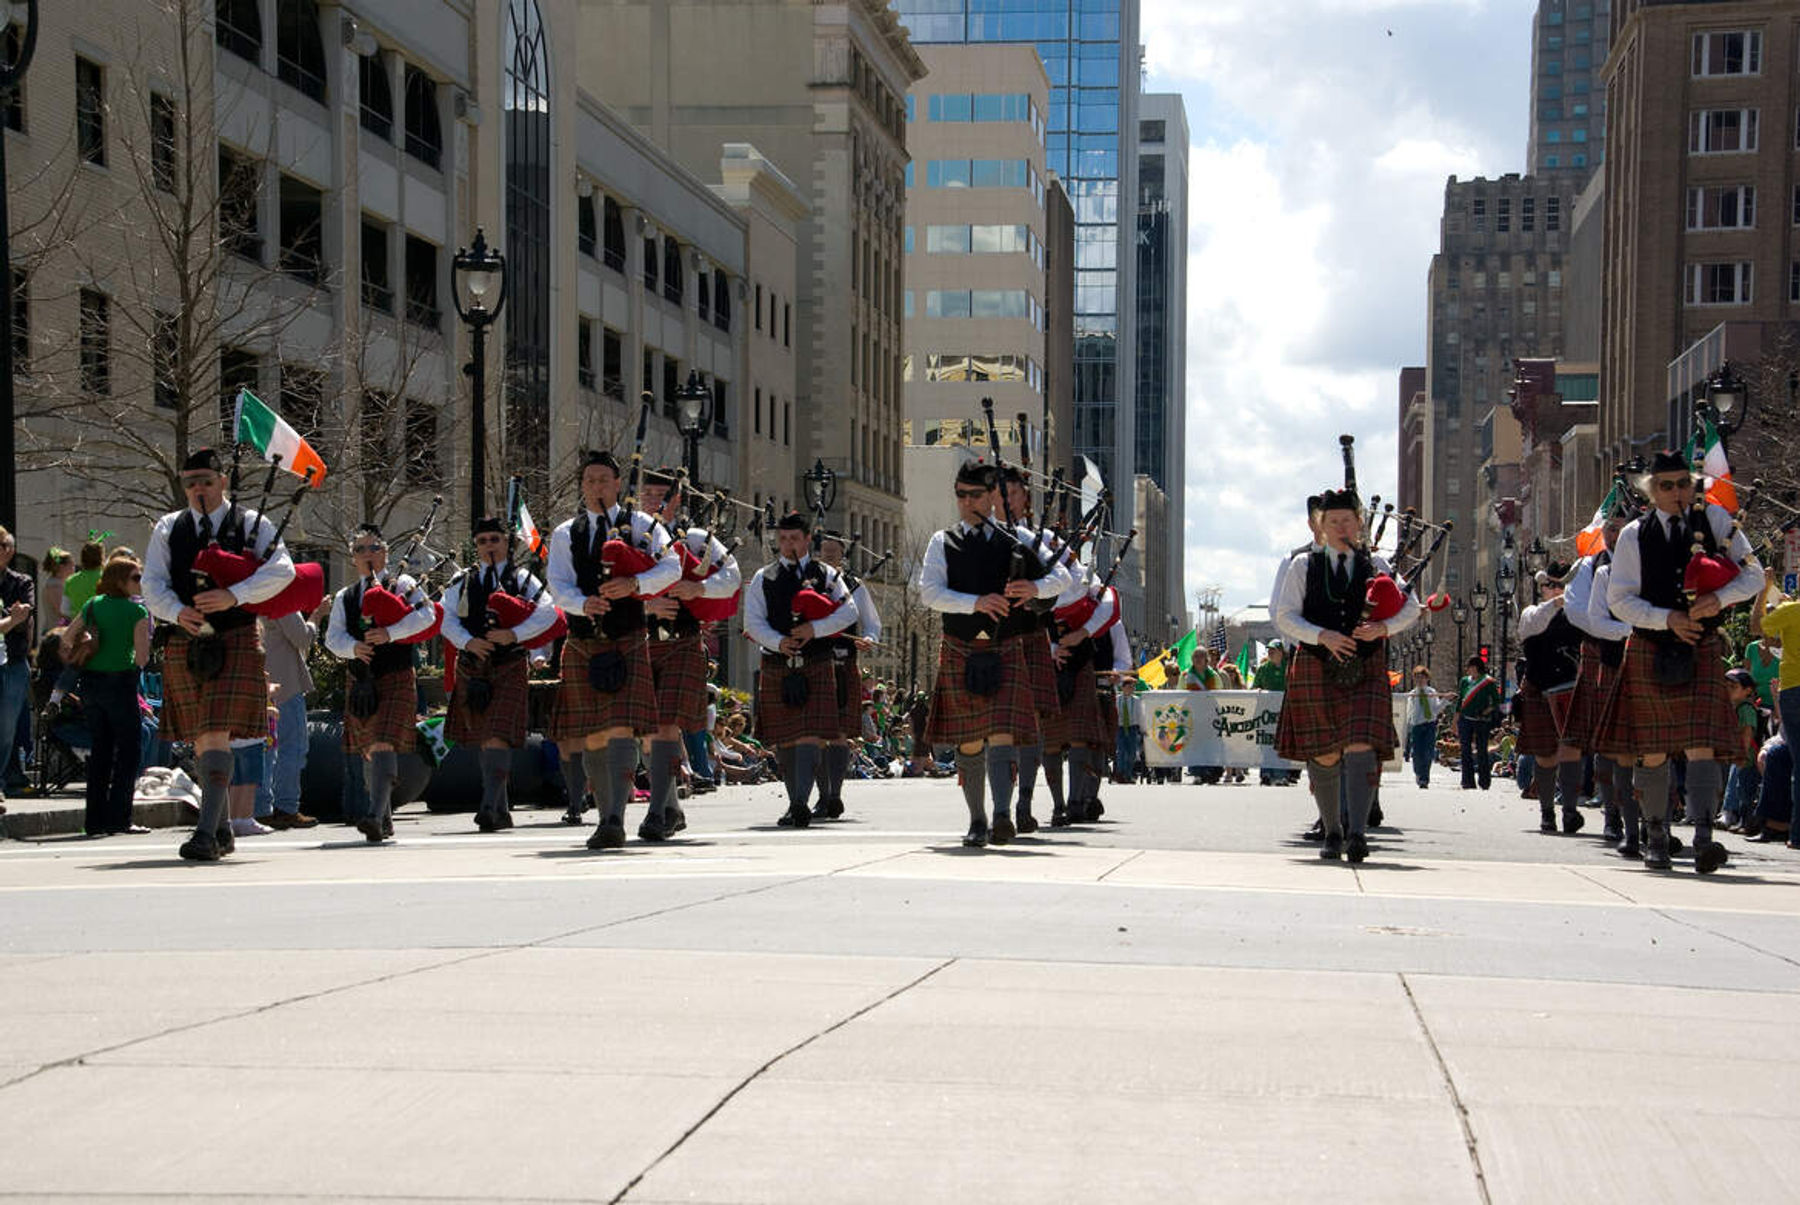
top-left (1559, 640), bottom-right (1612, 751)
top-left (446, 650), bottom-right (530, 747)
top-left (1063, 662), bottom-right (1108, 749)
top-left (1593, 631), bottom-right (1740, 757)
top-left (160, 625), bottom-right (271, 742)
top-left (1020, 632), bottom-right (1069, 748)
top-left (552, 633), bottom-right (659, 742)
top-left (1100, 690), bottom-right (1119, 742)
top-left (1274, 644), bottom-right (1396, 762)
top-left (648, 633), bottom-right (710, 732)
top-left (756, 653), bottom-right (841, 746)
top-left (926, 633), bottom-right (1039, 748)
top-left (832, 646), bottom-right (864, 739)
top-left (1513, 681), bottom-right (1561, 758)
top-left (344, 667), bottom-right (419, 753)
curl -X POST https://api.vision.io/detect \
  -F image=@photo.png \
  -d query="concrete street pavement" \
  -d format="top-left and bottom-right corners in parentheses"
top-left (3, 772), bottom-right (1799, 1203)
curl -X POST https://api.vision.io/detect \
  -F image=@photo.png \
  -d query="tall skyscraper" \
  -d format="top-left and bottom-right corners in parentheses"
top-left (1134, 94), bottom-right (1188, 637)
top-left (1526, 0), bottom-right (1611, 181)
top-left (893, 0), bottom-right (1142, 520)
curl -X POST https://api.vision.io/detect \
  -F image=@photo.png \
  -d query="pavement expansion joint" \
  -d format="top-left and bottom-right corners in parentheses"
top-left (1400, 971), bottom-right (1493, 1205)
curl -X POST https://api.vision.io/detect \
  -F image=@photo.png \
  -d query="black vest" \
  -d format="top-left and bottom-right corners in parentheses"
top-left (458, 563), bottom-right (523, 639)
top-left (941, 526), bottom-right (1033, 642)
top-left (168, 507), bottom-right (256, 632)
top-left (568, 509), bottom-right (648, 639)
top-left (1301, 547), bottom-right (1375, 654)
top-left (1635, 505), bottom-right (1719, 614)
top-left (1522, 607), bottom-right (1581, 689)
top-left (761, 559), bottom-right (834, 654)
top-left (345, 580), bottom-right (415, 676)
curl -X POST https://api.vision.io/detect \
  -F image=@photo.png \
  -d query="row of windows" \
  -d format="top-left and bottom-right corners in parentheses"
top-left (1690, 108), bottom-right (1759, 155)
top-left (905, 223), bottom-right (1045, 264)
top-left (570, 324), bottom-right (734, 438)
top-left (914, 158), bottom-right (1043, 199)
top-left (1692, 30), bottom-right (1761, 78)
top-left (1686, 261), bottom-right (1753, 305)
top-left (1446, 268), bottom-right (1564, 291)
top-left (1539, 153), bottom-right (1589, 169)
top-left (905, 289), bottom-right (1043, 327)
top-left (1467, 195), bottom-right (1564, 234)
top-left (571, 191), bottom-right (744, 336)
top-left (914, 92), bottom-right (1044, 139)
top-left (1540, 128), bottom-right (1589, 144)
top-left (902, 353), bottom-right (1044, 391)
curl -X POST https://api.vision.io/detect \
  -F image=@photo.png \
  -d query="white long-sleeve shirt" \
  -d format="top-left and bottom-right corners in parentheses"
top-left (918, 521), bottom-right (1070, 614)
top-left (847, 580), bottom-right (883, 642)
top-left (143, 500), bottom-right (296, 624)
top-left (545, 505), bottom-right (682, 606)
top-left (325, 573), bottom-right (434, 659)
top-left (1273, 545), bottom-right (1421, 647)
top-left (672, 525), bottom-right (742, 599)
top-left (1053, 567), bottom-right (1117, 636)
top-left (1607, 503), bottom-right (1761, 630)
top-left (438, 563), bottom-right (556, 650)
top-left (1585, 563), bottom-right (1631, 641)
top-left (742, 556), bottom-right (859, 654)
top-left (1516, 596), bottom-right (1563, 639)
top-left (1269, 541), bottom-right (1321, 616)
top-left (1562, 556), bottom-right (1601, 638)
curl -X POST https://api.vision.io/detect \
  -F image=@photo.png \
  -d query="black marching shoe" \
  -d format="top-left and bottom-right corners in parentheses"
top-left (586, 819), bottom-right (627, 850)
top-left (1320, 831), bottom-right (1344, 861)
top-left (494, 810), bottom-right (514, 830)
top-left (1049, 803), bottom-right (1070, 828)
top-left (990, 816), bottom-right (1017, 845)
top-left (1368, 801), bottom-right (1384, 828)
top-left (1345, 832), bottom-right (1369, 864)
top-left (1302, 818), bottom-right (1325, 842)
top-left (382, 816), bottom-right (395, 838)
top-left (178, 832), bottom-right (221, 862)
top-left (1089, 798), bottom-right (1106, 819)
top-left (356, 820), bottom-right (385, 844)
top-left (1694, 839), bottom-right (1729, 875)
top-left (637, 813), bottom-right (671, 842)
top-left (475, 811), bottom-right (497, 833)
top-left (1561, 807), bottom-right (1585, 835)
top-left (1016, 810), bottom-right (1039, 835)
top-left (962, 822), bottom-right (989, 848)
top-left (669, 805), bottom-right (688, 833)
top-left (1643, 825), bottom-right (1672, 871)
top-left (1540, 803), bottom-right (1557, 833)
top-left (214, 825), bottom-right (236, 856)
top-left (777, 805), bottom-right (811, 829)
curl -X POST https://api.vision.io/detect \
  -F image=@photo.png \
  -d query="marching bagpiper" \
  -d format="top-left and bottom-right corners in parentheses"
top-left (143, 447), bottom-right (297, 862)
top-left (440, 515), bottom-right (559, 832)
top-left (546, 451), bottom-right (682, 848)
top-left (743, 512), bottom-right (860, 828)
top-left (1048, 542), bottom-right (1117, 826)
top-left (814, 530), bottom-right (881, 821)
top-left (918, 462), bottom-right (1068, 847)
top-left (1596, 450), bottom-right (1762, 873)
top-left (640, 467), bottom-right (741, 835)
top-left (1000, 465), bottom-right (1074, 831)
top-left (1561, 501), bottom-right (1633, 845)
top-left (1515, 562), bottom-right (1586, 835)
top-left (323, 523), bottom-right (436, 843)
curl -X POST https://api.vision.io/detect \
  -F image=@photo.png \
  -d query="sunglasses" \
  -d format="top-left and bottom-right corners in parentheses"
top-left (954, 488), bottom-right (989, 499)
top-left (474, 535), bottom-right (505, 545)
top-left (1655, 477), bottom-right (1694, 492)
top-left (352, 543), bottom-right (385, 554)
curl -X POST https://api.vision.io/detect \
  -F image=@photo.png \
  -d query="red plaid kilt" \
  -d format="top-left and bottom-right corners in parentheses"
top-left (756, 653), bottom-right (841, 746)
top-left (832, 646), bottom-right (864, 739)
top-left (1513, 682), bottom-right (1562, 758)
top-left (926, 633), bottom-right (1039, 747)
top-left (648, 633), bottom-right (709, 732)
top-left (160, 625), bottom-right (271, 742)
top-left (447, 649), bottom-right (530, 747)
top-left (343, 668), bottom-right (419, 753)
top-left (1558, 640), bottom-right (1612, 751)
top-left (552, 633), bottom-right (659, 741)
top-left (1274, 644), bottom-right (1396, 762)
top-left (1100, 689), bottom-right (1119, 742)
top-left (1063, 662), bottom-right (1108, 749)
top-left (1593, 631), bottom-right (1740, 757)
top-left (1020, 631), bottom-right (1069, 748)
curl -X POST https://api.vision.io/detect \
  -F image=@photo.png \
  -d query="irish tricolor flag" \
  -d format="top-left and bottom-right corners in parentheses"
top-left (1574, 482), bottom-right (1620, 557)
top-left (1686, 414), bottom-right (1738, 513)
top-left (234, 388), bottom-right (327, 485)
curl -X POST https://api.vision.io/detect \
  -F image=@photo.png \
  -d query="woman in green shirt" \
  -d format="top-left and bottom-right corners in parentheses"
top-left (60, 555), bottom-right (150, 836)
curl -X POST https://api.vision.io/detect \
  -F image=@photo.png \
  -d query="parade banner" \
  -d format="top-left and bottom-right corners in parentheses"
top-left (1137, 691), bottom-right (1409, 771)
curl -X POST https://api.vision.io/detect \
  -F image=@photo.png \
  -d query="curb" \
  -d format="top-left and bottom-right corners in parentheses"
top-left (2, 798), bottom-right (189, 841)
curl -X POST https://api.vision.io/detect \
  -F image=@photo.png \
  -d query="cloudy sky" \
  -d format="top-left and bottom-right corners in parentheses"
top-left (1140, 0), bottom-right (1535, 615)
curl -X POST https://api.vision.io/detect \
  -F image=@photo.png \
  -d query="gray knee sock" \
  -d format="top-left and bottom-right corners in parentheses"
top-left (580, 748), bottom-right (610, 821)
top-left (605, 738), bottom-right (638, 824)
top-left (1067, 747), bottom-right (1094, 802)
top-left (823, 743), bottom-right (851, 804)
top-left (1616, 763), bottom-right (1640, 837)
top-left (648, 739), bottom-right (681, 822)
top-left (776, 746), bottom-right (796, 806)
top-left (1557, 758), bottom-right (1584, 812)
top-left (479, 747), bottom-right (511, 815)
top-left (196, 749), bottom-right (233, 837)
top-left (1636, 762), bottom-right (1672, 822)
top-left (1344, 750), bottom-right (1377, 835)
top-left (365, 750), bottom-right (399, 825)
top-left (791, 743), bottom-right (822, 812)
top-left (1016, 743), bottom-right (1041, 808)
top-left (1042, 751), bottom-right (1066, 810)
top-left (956, 749), bottom-right (987, 826)
top-left (1594, 756), bottom-right (1615, 811)
top-left (987, 745), bottom-right (1018, 820)
top-left (1686, 758), bottom-right (1723, 843)
top-left (1308, 759), bottom-right (1343, 835)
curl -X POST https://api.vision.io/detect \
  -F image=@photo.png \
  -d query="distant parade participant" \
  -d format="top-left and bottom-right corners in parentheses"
top-left (1273, 488), bottom-right (1420, 862)
top-left (1515, 564), bottom-right (1587, 835)
top-left (998, 466), bottom-right (1073, 831)
top-left (142, 447), bottom-right (296, 862)
top-left (1582, 541), bottom-right (1640, 853)
top-left (546, 452), bottom-right (682, 848)
top-left (1561, 507), bottom-right (1632, 844)
top-left (814, 530), bottom-right (881, 821)
top-left (440, 515), bottom-right (558, 834)
top-left (1456, 656), bottom-right (1502, 791)
top-left (1050, 549), bottom-right (1117, 826)
top-left (639, 468), bottom-right (741, 836)
top-left (743, 512), bottom-right (860, 828)
top-left (324, 523), bottom-right (435, 843)
top-left (919, 462), bottom-right (1065, 847)
top-left (1596, 451), bottom-right (1762, 873)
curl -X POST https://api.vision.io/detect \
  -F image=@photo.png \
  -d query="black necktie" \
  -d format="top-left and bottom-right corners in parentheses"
top-left (484, 566), bottom-right (496, 591)
top-left (1330, 554), bottom-right (1349, 594)
top-left (1669, 514), bottom-right (1684, 546)
top-left (197, 513), bottom-right (213, 544)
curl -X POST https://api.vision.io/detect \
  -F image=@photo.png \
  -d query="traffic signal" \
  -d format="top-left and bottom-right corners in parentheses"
top-left (1478, 644), bottom-right (1491, 665)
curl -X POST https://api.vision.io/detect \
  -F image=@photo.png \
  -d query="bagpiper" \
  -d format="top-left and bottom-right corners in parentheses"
top-left (640, 467), bottom-right (741, 835)
top-left (1048, 542), bottom-right (1117, 826)
top-left (743, 512), bottom-right (860, 828)
top-left (918, 462), bottom-right (1068, 847)
top-left (1595, 451), bottom-right (1762, 873)
top-left (143, 447), bottom-right (297, 862)
top-left (546, 451), bottom-right (682, 849)
top-left (440, 515), bottom-right (558, 832)
top-left (814, 530), bottom-right (882, 821)
top-left (1000, 465), bottom-right (1073, 831)
top-left (323, 523), bottom-right (435, 843)
top-left (1580, 530), bottom-right (1643, 855)
top-left (1273, 488), bottom-right (1420, 862)
top-left (1515, 562), bottom-right (1586, 835)
top-left (1561, 502), bottom-right (1633, 845)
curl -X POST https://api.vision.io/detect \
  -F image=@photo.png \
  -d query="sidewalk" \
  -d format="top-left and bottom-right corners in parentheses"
top-left (0, 787), bottom-right (186, 840)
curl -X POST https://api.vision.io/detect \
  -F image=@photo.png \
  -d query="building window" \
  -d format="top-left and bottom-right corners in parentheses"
top-left (601, 327), bottom-right (622, 400)
top-left (218, 145), bottom-right (262, 261)
top-left (1689, 108), bottom-right (1758, 154)
top-left (144, 94), bottom-right (179, 194)
top-left (713, 268), bottom-right (730, 332)
top-left (1684, 261), bottom-right (1753, 305)
top-left (602, 197), bottom-right (625, 271)
top-left (216, 0), bottom-right (262, 64)
top-left (1793, 184), bottom-right (1800, 226)
top-left (403, 400), bottom-right (441, 484)
top-left (783, 400), bottom-right (790, 446)
top-left (697, 269), bottom-right (710, 321)
top-left (75, 57), bottom-right (105, 166)
top-left (754, 283), bottom-right (762, 330)
top-left (577, 193), bottom-right (596, 259)
top-left (0, 25), bottom-right (22, 133)
top-left (277, 174), bottom-right (324, 284)
top-left (753, 386), bottom-right (762, 434)
top-left (577, 318), bottom-right (596, 389)
top-left (1521, 197), bottom-right (1535, 232)
top-left (662, 237), bottom-right (682, 305)
top-left (153, 311), bottom-right (179, 410)
top-left (404, 234), bottom-right (439, 328)
top-left (1791, 262), bottom-right (1800, 304)
top-left (359, 55), bottom-right (393, 141)
top-left (219, 346), bottom-right (259, 430)
top-left (9, 268), bottom-right (25, 374)
top-left (783, 302), bottom-right (790, 348)
top-left (280, 363), bottom-right (326, 442)
top-left (78, 288), bottom-right (109, 395)
top-left (275, 0), bottom-right (327, 103)
top-left (1546, 196), bottom-right (1561, 232)
top-left (643, 234), bottom-right (658, 290)
top-left (403, 66), bottom-right (441, 169)
top-left (642, 347), bottom-right (655, 407)
top-left (1686, 185), bottom-right (1755, 230)
top-left (712, 379), bottom-right (728, 436)
top-left (661, 355), bottom-right (679, 419)
top-left (1497, 197), bottom-right (1511, 232)
top-left (1692, 30), bottom-right (1761, 77)
top-left (360, 218), bottom-right (392, 313)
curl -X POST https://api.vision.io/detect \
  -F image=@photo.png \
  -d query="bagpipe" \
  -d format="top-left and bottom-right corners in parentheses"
top-left (191, 453), bottom-right (326, 621)
top-left (358, 493), bottom-right (446, 646)
top-left (662, 470), bottom-right (741, 625)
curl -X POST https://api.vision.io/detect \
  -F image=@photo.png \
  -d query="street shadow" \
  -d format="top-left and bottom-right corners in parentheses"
top-left (92, 858), bottom-right (266, 871)
top-left (531, 841), bottom-right (723, 860)
top-left (920, 843), bottom-right (1054, 858)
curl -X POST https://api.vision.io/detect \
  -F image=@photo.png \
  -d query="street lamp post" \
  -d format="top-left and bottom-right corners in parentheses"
top-left (1698, 361), bottom-right (1750, 450)
top-left (802, 458), bottom-right (838, 548)
top-left (674, 368), bottom-right (711, 487)
top-left (0, 0), bottom-right (39, 532)
top-left (451, 228), bottom-right (507, 523)
top-left (1470, 582), bottom-right (1489, 665)
top-left (1451, 599), bottom-right (1468, 669)
top-left (1496, 534), bottom-right (1518, 700)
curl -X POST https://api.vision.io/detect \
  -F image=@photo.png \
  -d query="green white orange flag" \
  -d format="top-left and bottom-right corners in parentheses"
top-left (233, 388), bottom-right (327, 485)
top-left (1685, 414), bottom-right (1738, 512)
top-left (1574, 482), bottom-right (1620, 557)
